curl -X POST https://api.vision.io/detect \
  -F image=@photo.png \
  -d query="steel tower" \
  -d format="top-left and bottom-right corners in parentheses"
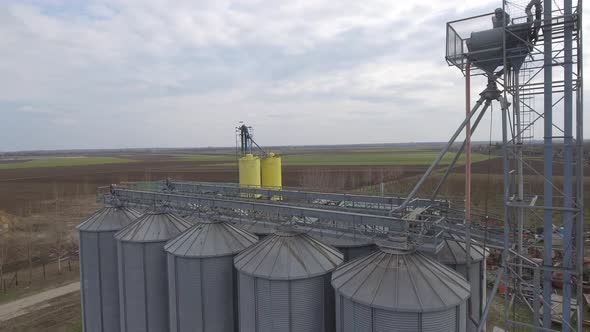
top-left (444, 0), bottom-right (584, 330)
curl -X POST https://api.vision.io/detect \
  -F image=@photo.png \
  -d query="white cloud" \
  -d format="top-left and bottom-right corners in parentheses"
top-left (0, 0), bottom-right (586, 151)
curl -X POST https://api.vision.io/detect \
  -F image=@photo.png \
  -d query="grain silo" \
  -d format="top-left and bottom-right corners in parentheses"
top-left (235, 230), bottom-right (344, 332)
top-left (435, 234), bottom-right (487, 332)
top-left (239, 154), bottom-right (261, 196)
top-left (164, 217), bottom-right (258, 332)
top-left (77, 205), bottom-right (139, 332)
top-left (261, 152), bottom-right (282, 192)
top-left (331, 245), bottom-right (471, 332)
top-left (115, 211), bottom-right (191, 332)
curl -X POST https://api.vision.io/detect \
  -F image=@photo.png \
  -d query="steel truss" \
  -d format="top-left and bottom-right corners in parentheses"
top-left (98, 183), bottom-right (507, 252)
top-left (445, 0), bottom-right (584, 330)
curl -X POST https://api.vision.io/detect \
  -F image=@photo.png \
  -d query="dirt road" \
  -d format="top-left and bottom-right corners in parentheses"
top-left (0, 282), bottom-right (80, 322)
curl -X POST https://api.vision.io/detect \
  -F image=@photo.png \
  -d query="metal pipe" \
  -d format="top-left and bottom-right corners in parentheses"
top-left (466, 62), bottom-right (472, 227)
top-left (500, 93), bottom-right (511, 332)
top-left (430, 101), bottom-right (491, 201)
top-left (395, 96), bottom-right (486, 212)
top-left (464, 62), bottom-right (473, 322)
top-left (561, 0), bottom-right (574, 329)
top-left (533, 265), bottom-right (541, 331)
top-left (500, 2), bottom-right (511, 328)
top-left (575, 1), bottom-right (584, 331)
top-left (526, 0), bottom-right (543, 41)
top-left (542, 0), bottom-right (554, 327)
top-left (513, 68), bottom-right (526, 281)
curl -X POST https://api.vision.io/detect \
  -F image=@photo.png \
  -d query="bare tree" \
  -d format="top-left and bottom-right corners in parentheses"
top-left (24, 218), bottom-right (35, 284)
top-left (0, 229), bottom-right (8, 292)
top-left (0, 222), bottom-right (16, 292)
top-left (49, 222), bottom-right (69, 274)
top-left (66, 240), bottom-right (79, 272)
top-left (18, 204), bottom-right (36, 284)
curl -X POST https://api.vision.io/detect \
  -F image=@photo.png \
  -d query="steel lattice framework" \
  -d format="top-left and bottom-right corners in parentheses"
top-left (444, 0), bottom-right (584, 330)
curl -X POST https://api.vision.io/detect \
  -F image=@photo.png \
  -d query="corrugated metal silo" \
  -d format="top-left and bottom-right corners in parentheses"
top-left (435, 234), bottom-right (487, 332)
top-left (235, 231), bottom-right (344, 332)
top-left (332, 246), bottom-right (471, 332)
top-left (115, 211), bottom-right (191, 332)
top-left (164, 217), bottom-right (258, 332)
top-left (77, 205), bottom-right (139, 332)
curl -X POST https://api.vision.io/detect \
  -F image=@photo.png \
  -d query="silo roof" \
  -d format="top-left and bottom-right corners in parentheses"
top-left (76, 206), bottom-right (140, 232)
top-left (115, 211), bottom-right (191, 243)
top-left (436, 233), bottom-right (487, 265)
top-left (331, 247), bottom-right (470, 313)
top-left (234, 231), bottom-right (343, 280)
top-left (165, 219), bottom-right (258, 258)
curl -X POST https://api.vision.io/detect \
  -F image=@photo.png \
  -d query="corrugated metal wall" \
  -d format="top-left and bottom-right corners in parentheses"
top-left (80, 231), bottom-right (121, 332)
top-left (168, 255), bottom-right (235, 332)
top-left (468, 262), bottom-right (482, 332)
top-left (336, 295), bottom-right (465, 332)
top-left (446, 261), bottom-right (482, 331)
top-left (118, 241), bottom-right (169, 332)
top-left (98, 232), bottom-right (121, 332)
top-left (459, 303), bottom-right (467, 332)
top-left (238, 274), bottom-right (334, 332)
top-left (422, 308), bottom-right (457, 331)
top-left (239, 273), bottom-right (256, 331)
top-left (374, 309), bottom-right (418, 331)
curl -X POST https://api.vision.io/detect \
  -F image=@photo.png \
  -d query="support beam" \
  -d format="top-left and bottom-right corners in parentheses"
top-left (542, 0), bottom-right (554, 327)
top-left (561, 0), bottom-right (574, 329)
top-left (168, 181), bottom-right (447, 209)
top-left (396, 95), bottom-right (486, 212)
top-left (513, 68), bottom-right (526, 281)
top-left (575, 1), bottom-right (584, 331)
top-left (430, 101), bottom-right (491, 201)
top-left (465, 62), bottom-right (473, 321)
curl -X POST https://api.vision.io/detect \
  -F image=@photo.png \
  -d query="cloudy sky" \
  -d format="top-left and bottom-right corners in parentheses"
top-left (0, 0), bottom-right (586, 151)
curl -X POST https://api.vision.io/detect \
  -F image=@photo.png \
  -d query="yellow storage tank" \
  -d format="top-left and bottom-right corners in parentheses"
top-left (261, 153), bottom-right (282, 190)
top-left (239, 154), bottom-right (261, 197)
top-left (261, 153), bottom-right (282, 200)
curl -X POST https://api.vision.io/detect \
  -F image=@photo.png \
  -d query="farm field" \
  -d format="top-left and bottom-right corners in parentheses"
top-left (0, 157), bottom-right (134, 170)
top-left (0, 144), bottom-right (587, 331)
top-left (173, 149), bottom-right (492, 167)
top-left (281, 150), bottom-right (491, 166)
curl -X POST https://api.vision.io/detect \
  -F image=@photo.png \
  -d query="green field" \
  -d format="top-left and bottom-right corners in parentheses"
top-left (280, 151), bottom-right (493, 166)
top-left (0, 150), bottom-right (495, 169)
top-left (0, 156), bottom-right (134, 169)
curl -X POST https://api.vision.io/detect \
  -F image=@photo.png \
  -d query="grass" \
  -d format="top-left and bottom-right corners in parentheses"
top-left (0, 290), bottom-right (18, 303)
top-left (281, 151), bottom-right (493, 166)
top-left (69, 321), bottom-right (82, 332)
top-left (0, 157), bottom-right (134, 170)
